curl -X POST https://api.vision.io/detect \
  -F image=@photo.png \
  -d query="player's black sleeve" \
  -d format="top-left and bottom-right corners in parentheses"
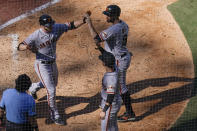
top-left (97, 46), bottom-right (105, 53)
top-left (68, 21), bottom-right (77, 30)
top-left (102, 94), bottom-right (115, 112)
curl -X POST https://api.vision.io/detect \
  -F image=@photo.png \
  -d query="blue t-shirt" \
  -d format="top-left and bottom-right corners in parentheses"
top-left (0, 88), bottom-right (36, 124)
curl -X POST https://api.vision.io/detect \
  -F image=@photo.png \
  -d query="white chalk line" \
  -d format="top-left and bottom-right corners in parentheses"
top-left (0, 0), bottom-right (61, 74)
top-left (0, 0), bottom-right (61, 72)
top-left (8, 34), bottom-right (19, 62)
top-left (0, 34), bottom-right (18, 61)
top-left (0, 0), bottom-right (61, 31)
top-left (0, 34), bottom-right (19, 73)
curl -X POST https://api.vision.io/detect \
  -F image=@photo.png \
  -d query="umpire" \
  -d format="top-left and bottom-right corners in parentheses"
top-left (0, 74), bottom-right (38, 131)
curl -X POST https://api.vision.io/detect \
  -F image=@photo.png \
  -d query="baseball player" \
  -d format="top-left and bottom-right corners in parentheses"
top-left (85, 5), bottom-right (136, 122)
top-left (17, 14), bottom-right (88, 125)
top-left (97, 46), bottom-right (121, 131)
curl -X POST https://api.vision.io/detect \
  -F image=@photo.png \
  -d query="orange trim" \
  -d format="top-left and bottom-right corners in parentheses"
top-left (116, 60), bottom-right (119, 67)
top-left (37, 63), bottom-right (51, 107)
top-left (106, 92), bottom-right (115, 94)
top-left (116, 60), bottom-right (122, 94)
top-left (23, 41), bottom-right (32, 50)
top-left (106, 105), bottom-right (112, 131)
top-left (23, 41), bottom-right (31, 49)
top-left (23, 41), bottom-right (28, 45)
top-left (99, 33), bottom-right (104, 41)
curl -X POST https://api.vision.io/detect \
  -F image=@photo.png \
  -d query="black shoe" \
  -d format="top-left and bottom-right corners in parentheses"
top-left (117, 112), bottom-right (136, 122)
top-left (53, 118), bottom-right (65, 126)
top-left (30, 92), bottom-right (37, 100)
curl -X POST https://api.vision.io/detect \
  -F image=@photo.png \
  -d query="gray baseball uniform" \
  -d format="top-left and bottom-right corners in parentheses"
top-left (25, 23), bottom-right (69, 120)
top-left (101, 71), bottom-right (122, 131)
top-left (99, 20), bottom-right (131, 94)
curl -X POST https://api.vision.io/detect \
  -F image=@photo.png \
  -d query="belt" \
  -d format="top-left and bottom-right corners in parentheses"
top-left (6, 120), bottom-right (29, 126)
top-left (41, 60), bottom-right (55, 64)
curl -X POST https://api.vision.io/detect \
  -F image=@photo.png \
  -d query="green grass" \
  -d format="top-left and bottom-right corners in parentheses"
top-left (168, 0), bottom-right (197, 130)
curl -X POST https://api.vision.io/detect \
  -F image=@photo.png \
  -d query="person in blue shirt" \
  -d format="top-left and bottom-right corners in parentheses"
top-left (0, 74), bottom-right (38, 131)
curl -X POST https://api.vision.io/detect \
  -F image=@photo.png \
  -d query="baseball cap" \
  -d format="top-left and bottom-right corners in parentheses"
top-left (98, 49), bottom-right (115, 68)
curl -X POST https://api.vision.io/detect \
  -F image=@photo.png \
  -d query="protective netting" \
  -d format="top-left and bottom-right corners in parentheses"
top-left (0, 0), bottom-right (196, 131)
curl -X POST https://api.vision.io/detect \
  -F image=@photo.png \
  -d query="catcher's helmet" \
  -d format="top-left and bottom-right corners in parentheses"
top-left (39, 14), bottom-right (55, 27)
top-left (103, 5), bottom-right (121, 17)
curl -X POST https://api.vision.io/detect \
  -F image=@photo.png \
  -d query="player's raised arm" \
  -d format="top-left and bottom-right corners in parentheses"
top-left (84, 12), bottom-right (104, 48)
top-left (65, 11), bottom-right (92, 30)
top-left (65, 20), bottom-right (83, 30)
top-left (67, 19), bottom-right (85, 29)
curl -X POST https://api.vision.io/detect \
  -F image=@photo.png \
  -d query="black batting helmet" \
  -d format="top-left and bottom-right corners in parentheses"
top-left (103, 5), bottom-right (121, 17)
top-left (39, 14), bottom-right (55, 27)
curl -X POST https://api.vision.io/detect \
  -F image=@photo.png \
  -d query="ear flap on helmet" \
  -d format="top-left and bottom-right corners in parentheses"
top-left (39, 14), bottom-right (55, 27)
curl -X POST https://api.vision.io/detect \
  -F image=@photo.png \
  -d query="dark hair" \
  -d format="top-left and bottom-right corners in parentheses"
top-left (15, 74), bottom-right (32, 92)
top-left (98, 47), bottom-right (115, 69)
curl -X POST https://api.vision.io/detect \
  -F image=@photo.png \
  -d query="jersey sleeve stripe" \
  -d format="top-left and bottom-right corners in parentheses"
top-left (106, 92), bottom-right (115, 94)
top-left (99, 33), bottom-right (104, 41)
top-left (23, 41), bottom-right (32, 50)
top-left (23, 41), bottom-right (28, 45)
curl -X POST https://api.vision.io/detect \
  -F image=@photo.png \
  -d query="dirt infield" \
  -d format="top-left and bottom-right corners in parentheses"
top-left (0, 0), bottom-right (194, 131)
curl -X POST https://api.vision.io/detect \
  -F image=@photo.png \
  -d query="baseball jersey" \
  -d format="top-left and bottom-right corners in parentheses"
top-left (23, 24), bottom-right (69, 61)
top-left (0, 89), bottom-right (36, 124)
top-left (99, 20), bottom-right (129, 60)
top-left (101, 71), bottom-right (121, 102)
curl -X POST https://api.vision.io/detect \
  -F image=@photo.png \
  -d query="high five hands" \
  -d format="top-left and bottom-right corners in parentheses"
top-left (84, 10), bottom-right (91, 24)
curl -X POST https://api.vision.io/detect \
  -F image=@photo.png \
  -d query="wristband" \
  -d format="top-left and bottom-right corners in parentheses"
top-left (70, 21), bottom-right (76, 29)
top-left (83, 17), bottom-right (87, 23)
